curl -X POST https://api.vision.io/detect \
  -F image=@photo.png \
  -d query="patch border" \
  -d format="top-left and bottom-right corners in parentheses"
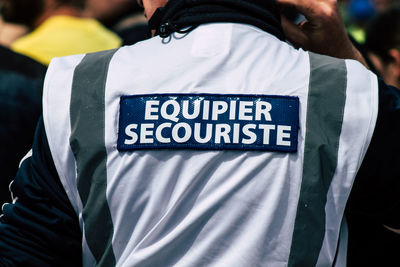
top-left (118, 93), bottom-right (299, 152)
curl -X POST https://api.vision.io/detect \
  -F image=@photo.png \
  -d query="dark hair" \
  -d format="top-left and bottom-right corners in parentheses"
top-left (0, 0), bottom-right (44, 27)
top-left (0, 0), bottom-right (86, 27)
top-left (365, 4), bottom-right (400, 63)
top-left (57, 0), bottom-right (86, 9)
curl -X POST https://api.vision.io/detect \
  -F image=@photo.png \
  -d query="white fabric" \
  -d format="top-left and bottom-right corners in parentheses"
top-left (315, 60), bottom-right (378, 266)
top-left (43, 54), bottom-right (97, 266)
top-left (43, 23), bottom-right (378, 266)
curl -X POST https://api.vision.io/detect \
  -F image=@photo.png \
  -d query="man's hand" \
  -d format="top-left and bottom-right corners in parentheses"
top-left (278, 0), bottom-right (368, 67)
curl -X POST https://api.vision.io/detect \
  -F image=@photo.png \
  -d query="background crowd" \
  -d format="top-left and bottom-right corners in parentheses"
top-left (0, 0), bottom-right (398, 266)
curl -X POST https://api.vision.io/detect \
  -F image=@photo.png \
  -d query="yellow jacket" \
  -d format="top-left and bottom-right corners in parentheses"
top-left (12, 15), bottom-right (121, 65)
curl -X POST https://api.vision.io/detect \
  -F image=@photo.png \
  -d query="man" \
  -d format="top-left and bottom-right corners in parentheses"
top-left (0, 0), bottom-right (399, 266)
top-left (2, 0), bottom-right (121, 65)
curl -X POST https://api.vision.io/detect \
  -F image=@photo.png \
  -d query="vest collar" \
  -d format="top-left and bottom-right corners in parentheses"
top-left (148, 0), bottom-right (285, 41)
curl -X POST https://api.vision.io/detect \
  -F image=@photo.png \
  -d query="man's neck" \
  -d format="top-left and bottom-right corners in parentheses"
top-left (148, 0), bottom-right (285, 41)
top-left (34, 6), bottom-right (83, 28)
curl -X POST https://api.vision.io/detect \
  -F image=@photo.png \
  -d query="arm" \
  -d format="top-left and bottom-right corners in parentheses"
top-left (0, 117), bottom-right (82, 266)
top-left (346, 79), bottom-right (400, 234)
top-left (277, 0), bottom-right (400, 234)
top-left (277, 0), bottom-right (368, 67)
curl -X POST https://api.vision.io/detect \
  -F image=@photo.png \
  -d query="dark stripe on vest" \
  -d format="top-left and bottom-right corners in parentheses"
top-left (288, 53), bottom-right (347, 266)
top-left (70, 49), bottom-right (118, 266)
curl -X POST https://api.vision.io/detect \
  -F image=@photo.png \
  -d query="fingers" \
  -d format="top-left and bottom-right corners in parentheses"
top-left (277, 0), bottom-right (338, 23)
top-left (280, 15), bottom-right (309, 49)
top-left (278, 0), bottom-right (367, 65)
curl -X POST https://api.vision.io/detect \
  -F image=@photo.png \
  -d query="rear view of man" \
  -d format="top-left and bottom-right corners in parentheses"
top-left (0, 0), bottom-right (399, 266)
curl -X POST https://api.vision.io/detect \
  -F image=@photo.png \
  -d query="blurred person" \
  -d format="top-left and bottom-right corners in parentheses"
top-left (365, 4), bottom-right (400, 88)
top-left (83, 0), bottom-right (142, 28)
top-left (344, 4), bottom-right (400, 266)
top-left (0, 0), bottom-right (399, 266)
top-left (0, 17), bottom-right (28, 46)
top-left (345, 0), bottom-right (375, 43)
top-left (1, 0), bottom-right (121, 65)
top-left (0, 1), bottom-right (47, 205)
top-left (0, 0), bottom-right (28, 46)
top-left (0, 46), bottom-right (46, 205)
top-left (83, 0), bottom-right (150, 45)
top-left (372, 0), bottom-right (399, 11)
top-left (344, 0), bottom-right (399, 44)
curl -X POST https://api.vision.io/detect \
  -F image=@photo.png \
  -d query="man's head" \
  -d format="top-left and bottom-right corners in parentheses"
top-left (85, 0), bottom-right (143, 27)
top-left (0, 0), bottom-right (86, 28)
top-left (366, 4), bottom-right (400, 87)
top-left (0, 0), bottom-right (44, 28)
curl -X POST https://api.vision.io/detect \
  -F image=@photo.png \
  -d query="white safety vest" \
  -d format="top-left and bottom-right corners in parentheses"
top-left (43, 23), bottom-right (378, 267)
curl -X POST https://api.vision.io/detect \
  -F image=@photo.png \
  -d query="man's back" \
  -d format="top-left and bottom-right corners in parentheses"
top-left (43, 22), bottom-right (377, 266)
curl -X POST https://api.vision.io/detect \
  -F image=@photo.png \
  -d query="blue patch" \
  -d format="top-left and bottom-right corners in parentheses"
top-left (118, 94), bottom-right (299, 152)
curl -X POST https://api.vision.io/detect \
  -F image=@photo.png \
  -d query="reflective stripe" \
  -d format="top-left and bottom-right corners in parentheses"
top-left (70, 49), bottom-right (118, 266)
top-left (288, 53), bottom-right (347, 266)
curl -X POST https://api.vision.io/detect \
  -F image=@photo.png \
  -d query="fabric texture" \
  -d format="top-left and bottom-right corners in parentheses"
top-left (1, 1), bottom-right (397, 266)
top-left (42, 22), bottom-right (377, 266)
top-left (11, 15), bottom-right (121, 65)
top-left (0, 45), bottom-right (46, 205)
top-left (0, 118), bottom-right (82, 267)
top-left (345, 79), bottom-right (400, 266)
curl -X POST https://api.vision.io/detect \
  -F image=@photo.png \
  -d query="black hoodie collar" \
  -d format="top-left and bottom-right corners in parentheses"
top-left (148, 0), bottom-right (285, 41)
